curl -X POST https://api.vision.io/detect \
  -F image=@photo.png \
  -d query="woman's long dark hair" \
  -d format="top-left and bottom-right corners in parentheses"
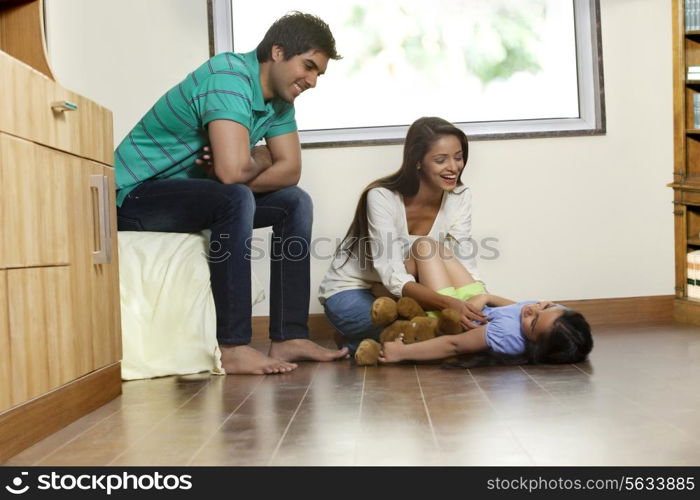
top-left (445, 309), bottom-right (593, 369)
top-left (335, 117), bottom-right (469, 269)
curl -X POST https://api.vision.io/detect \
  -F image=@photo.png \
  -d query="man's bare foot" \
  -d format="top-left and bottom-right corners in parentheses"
top-left (219, 345), bottom-right (297, 375)
top-left (269, 338), bottom-right (349, 362)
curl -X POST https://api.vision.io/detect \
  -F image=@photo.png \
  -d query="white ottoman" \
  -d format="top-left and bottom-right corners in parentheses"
top-left (118, 231), bottom-right (265, 380)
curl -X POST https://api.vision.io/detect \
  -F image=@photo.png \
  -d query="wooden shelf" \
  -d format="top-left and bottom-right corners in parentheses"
top-left (671, 0), bottom-right (700, 321)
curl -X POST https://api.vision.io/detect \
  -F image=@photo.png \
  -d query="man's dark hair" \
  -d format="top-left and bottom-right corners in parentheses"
top-left (256, 11), bottom-right (341, 62)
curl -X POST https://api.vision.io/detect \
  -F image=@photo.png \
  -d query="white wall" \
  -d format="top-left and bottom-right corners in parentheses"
top-left (44, 0), bottom-right (674, 316)
top-left (44, 0), bottom-right (210, 143)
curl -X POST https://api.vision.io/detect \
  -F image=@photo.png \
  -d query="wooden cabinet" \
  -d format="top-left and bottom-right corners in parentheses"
top-left (0, 0), bottom-right (121, 462)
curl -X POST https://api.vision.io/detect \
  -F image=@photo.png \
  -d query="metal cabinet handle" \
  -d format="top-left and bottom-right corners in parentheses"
top-left (90, 175), bottom-right (112, 265)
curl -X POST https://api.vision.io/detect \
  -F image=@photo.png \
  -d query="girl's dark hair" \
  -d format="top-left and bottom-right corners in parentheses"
top-left (335, 117), bottom-right (469, 269)
top-left (257, 11), bottom-right (342, 62)
top-left (445, 309), bottom-right (593, 369)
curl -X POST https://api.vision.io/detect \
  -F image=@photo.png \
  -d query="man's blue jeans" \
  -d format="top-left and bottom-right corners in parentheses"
top-left (117, 179), bottom-right (312, 345)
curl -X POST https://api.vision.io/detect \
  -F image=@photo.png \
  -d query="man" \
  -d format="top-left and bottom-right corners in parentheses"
top-left (115, 12), bottom-right (347, 374)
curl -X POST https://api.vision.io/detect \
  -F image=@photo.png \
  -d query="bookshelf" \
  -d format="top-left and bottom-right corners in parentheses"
top-left (671, 0), bottom-right (700, 323)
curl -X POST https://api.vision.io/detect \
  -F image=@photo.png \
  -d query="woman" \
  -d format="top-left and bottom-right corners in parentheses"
top-left (318, 117), bottom-right (487, 354)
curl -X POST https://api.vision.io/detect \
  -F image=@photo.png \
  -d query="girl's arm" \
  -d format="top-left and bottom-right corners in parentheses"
top-left (379, 326), bottom-right (488, 363)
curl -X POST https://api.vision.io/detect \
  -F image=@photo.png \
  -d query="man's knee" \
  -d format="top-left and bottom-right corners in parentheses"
top-left (282, 186), bottom-right (313, 217)
top-left (217, 183), bottom-right (256, 215)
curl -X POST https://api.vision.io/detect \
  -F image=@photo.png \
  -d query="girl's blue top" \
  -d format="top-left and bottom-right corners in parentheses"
top-left (481, 301), bottom-right (537, 355)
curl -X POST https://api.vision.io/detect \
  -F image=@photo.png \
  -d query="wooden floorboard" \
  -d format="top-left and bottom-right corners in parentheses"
top-left (268, 361), bottom-right (365, 466)
top-left (187, 363), bottom-right (319, 466)
top-left (4, 321), bottom-right (700, 466)
top-left (27, 376), bottom-right (212, 466)
top-left (354, 365), bottom-right (441, 465)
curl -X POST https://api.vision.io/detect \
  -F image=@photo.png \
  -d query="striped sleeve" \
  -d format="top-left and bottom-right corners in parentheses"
top-left (194, 73), bottom-right (253, 129)
top-left (265, 103), bottom-right (297, 138)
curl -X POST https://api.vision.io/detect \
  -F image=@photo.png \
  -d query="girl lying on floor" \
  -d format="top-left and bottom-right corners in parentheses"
top-left (378, 291), bottom-right (593, 367)
top-left (377, 234), bottom-right (592, 367)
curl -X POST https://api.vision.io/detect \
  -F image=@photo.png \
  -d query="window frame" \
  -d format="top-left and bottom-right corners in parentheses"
top-left (207, 0), bottom-right (605, 147)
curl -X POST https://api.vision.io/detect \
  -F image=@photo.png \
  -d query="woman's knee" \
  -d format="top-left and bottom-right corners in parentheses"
top-left (323, 290), bottom-right (381, 340)
top-left (411, 236), bottom-right (439, 260)
top-left (410, 237), bottom-right (452, 261)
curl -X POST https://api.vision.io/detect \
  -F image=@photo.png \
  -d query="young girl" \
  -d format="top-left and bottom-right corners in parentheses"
top-left (319, 117), bottom-right (487, 354)
top-left (378, 293), bottom-right (593, 366)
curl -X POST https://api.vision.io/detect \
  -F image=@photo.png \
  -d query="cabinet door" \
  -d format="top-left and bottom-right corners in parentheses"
top-left (0, 270), bottom-right (10, 412)
top-left (6, 266), bottom-right (73, 406)
top-left (67, 160), bottom-right (121, 373)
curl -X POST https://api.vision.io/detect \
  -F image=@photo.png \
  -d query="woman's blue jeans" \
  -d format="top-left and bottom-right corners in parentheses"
top-left (117, 179), bottom-right (312, 345)
top-left (323, 289), bottom-right (383, 355)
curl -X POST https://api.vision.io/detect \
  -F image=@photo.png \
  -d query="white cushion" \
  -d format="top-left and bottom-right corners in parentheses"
top-left (118, 231), bottom-right (265, 380)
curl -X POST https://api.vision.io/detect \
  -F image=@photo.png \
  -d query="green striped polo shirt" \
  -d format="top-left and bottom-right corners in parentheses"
top-left (114, 50), bottom-right (297, 207)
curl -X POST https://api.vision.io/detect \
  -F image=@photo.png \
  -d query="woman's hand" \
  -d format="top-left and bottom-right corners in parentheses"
top-left (465, 294), bottom-right (489, 313)
top-left (445, 296), bottom-right (488, 330)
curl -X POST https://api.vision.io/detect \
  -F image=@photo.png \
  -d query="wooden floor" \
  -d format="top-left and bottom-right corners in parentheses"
top-left (4, 321), bottom-right (700, 466)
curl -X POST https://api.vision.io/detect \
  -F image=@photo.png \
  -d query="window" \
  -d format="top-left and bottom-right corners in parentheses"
top-left (209, 0), bottom-right (604, 146)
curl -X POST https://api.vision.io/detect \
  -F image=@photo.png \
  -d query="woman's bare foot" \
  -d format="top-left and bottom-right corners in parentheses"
top-left (378, 336), bottom-right (406, 364)
top-left (219, 345), bottom-right (297, 375)
top-left (269, 338), bottom-right (349, 362)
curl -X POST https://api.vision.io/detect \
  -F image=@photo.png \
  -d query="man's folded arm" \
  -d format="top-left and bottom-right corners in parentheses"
top-left (208, 119), bottom-right (268, 184)
top-left (244, 131), bottom-right (301, 192)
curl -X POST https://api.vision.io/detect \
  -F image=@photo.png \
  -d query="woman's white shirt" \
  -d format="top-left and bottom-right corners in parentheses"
top-left (318, 185), bottom-right (481, 303)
